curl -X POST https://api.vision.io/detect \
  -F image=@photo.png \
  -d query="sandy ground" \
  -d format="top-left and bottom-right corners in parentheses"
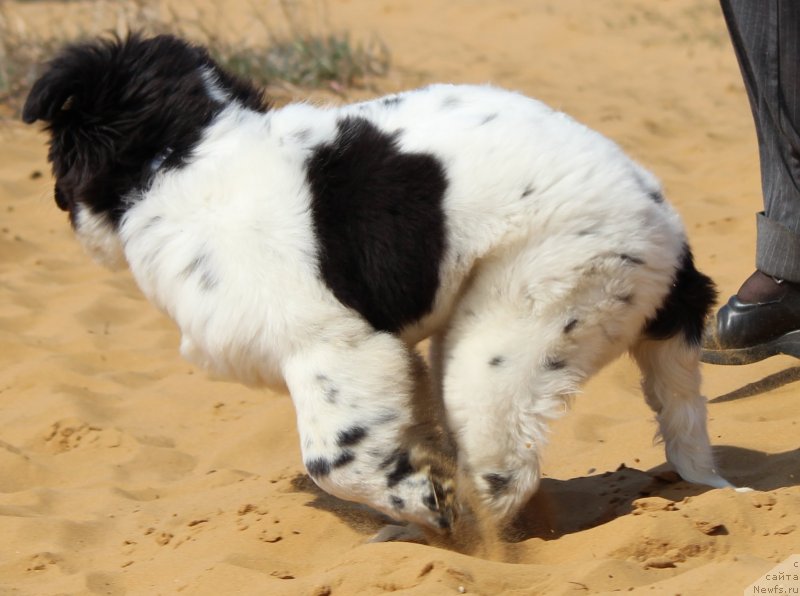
top-left (1, 0), bottom-right (799, 594)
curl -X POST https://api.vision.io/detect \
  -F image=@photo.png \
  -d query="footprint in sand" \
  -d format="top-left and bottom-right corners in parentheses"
top-left (41, 418), bottom-right (124, 453)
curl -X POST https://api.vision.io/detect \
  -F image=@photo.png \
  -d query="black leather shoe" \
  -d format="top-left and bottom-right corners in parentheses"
top-left (701, 282), bottom-right (800, 365)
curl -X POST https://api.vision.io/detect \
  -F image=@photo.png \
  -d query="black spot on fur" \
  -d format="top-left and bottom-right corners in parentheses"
top-left (181, 254), bottom-right (207, 278)
top-left (615, 293), bottom-right (634, 305)
top-left (181, 253), bottom-right (217, 290)
top-left (384, 450), bottom-right (414, 487)
top-left (480, 113), bottom-right (498, 125)
top-left (631, 169), bottom-right (663, 205)
top-left (521, 185), bottom-right (535, 198)
top-left (423, 493), bottom-right (438, 512)
top-left (382, 96), bottom-right (403, 108)
top-left (337, 426), bottom-right (367, 448)
top-left (316, 374), bottom-right (339, 404)
top-left (489, 356), bottom-right (505, 367)
top-left (544, 357), bottom-right (567, 370)
top-left (22, 33), bottom-right (267, 227)
top-left (198, 269), bottom-right (218, 291)
top-left (483, 473), bottom-right (511, 497)
top-left (333, 451), bottom-right (355, 468)
top-left (442, 96), bottom-right (461, 109)
top-left (619, 253), bottom-right (645, 265)
top-left (563, 318), bottom-right (579, 333)
top-left (293, 128), bottom-right (312, 143)
top-left (324, 386), bottom-right (339, 404)
top-left (379, 450), bottom-right (399, 469)
top-left (390, 495), bottom-right (405, 510)
top-left (306, 117), bottom-right (448, 332)
top-left (143, 215), bottom-right (163, 231)
top-left (644, 245), bottom-right (716, 345)
top-left (305, 458), bottom-right (331, 479)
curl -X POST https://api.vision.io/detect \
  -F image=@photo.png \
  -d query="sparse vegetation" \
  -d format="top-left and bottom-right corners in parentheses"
top-left (0, 0), bottom-right (391, 115)
top-left (217, 32), bottom-right (389, 91)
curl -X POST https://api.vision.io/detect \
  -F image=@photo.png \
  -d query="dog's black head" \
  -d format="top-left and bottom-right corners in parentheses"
top-left (23, 33), bottom-right (266, 267)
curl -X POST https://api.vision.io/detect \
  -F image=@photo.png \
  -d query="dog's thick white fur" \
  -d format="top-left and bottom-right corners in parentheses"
top-left (25, 35), bottom-right (733, 536)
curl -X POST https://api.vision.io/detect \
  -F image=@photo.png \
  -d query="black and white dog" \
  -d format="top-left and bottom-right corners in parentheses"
top-left (24, 33), bottom-right (735, 536)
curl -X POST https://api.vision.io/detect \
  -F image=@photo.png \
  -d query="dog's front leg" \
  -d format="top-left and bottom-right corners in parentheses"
top-left (283, 329), bottom-right (457, 533)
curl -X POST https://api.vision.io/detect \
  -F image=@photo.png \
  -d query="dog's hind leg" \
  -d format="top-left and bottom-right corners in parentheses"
top-left (631, 335), bottom-right (732, 489)
top-left (436, 242), bottom-right (652, 524)
top-left (436, 307), bottom-right (576, 524)
top-left (631, 248), bottom-right (733, 489)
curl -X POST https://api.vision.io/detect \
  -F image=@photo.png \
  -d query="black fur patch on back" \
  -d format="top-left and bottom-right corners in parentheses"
top-left (306, 116), bottom-right (448, 332)
top-left (644, 245), bottom-right (716, 345)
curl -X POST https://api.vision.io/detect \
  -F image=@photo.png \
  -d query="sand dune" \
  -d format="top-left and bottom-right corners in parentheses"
top-left (1, 1), bottom-right (798, 594)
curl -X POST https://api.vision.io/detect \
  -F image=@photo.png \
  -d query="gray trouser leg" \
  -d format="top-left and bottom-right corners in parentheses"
top-left (720, 0), bottom-right (800, 281)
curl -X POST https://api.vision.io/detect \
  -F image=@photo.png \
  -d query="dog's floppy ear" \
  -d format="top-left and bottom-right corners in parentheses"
top-left (22, 36), bottom-right (121, 125)
top-left (22, 60), bottom-right (80, 124)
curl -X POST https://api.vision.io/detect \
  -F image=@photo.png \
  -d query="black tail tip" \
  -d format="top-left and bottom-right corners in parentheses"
top-left (644, 245), bottom-right (716, 345)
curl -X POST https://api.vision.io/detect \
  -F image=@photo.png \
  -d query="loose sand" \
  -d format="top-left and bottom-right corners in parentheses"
top-left (1, 1), bottom-right (798, 594)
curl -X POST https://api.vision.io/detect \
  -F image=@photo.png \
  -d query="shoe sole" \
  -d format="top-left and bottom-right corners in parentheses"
top-left (701, 329), bottom-right (800, 365)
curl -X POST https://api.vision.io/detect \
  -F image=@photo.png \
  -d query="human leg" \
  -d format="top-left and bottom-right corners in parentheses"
top-left (703, 1), bottom-right (800, 364)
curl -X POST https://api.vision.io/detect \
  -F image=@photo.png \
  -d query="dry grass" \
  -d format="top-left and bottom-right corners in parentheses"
top-left (0, 0), bottom-right (391, 116)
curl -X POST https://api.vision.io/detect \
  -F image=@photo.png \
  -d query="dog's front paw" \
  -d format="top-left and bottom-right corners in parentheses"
top-left (380, 447), bottom-right (458, 532)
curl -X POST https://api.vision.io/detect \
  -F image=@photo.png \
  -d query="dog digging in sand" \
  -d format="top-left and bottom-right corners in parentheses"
top-left (24, 33), bottom-right (738, 541)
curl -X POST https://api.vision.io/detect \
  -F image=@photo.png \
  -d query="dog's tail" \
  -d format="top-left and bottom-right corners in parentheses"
top-left (642, 244), bottom-right (717, 346)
